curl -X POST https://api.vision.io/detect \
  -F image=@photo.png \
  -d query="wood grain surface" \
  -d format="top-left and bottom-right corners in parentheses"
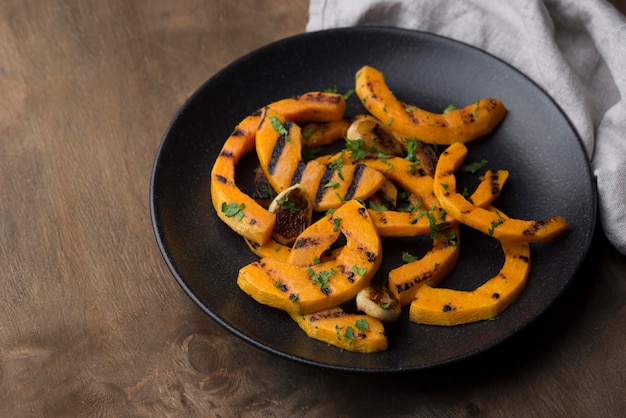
top-left (1, 1), bottom-right (624, 416)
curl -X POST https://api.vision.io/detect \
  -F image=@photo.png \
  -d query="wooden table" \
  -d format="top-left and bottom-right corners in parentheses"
top-left (1, 1), bottom-right (624, 416)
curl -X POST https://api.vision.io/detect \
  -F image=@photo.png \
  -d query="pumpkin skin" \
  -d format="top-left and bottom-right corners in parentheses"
top-left (211, 92), bottom-right (347, 245)
top-left (289, 307), bottom-right (387, 353)
top-left (434, 142), bottom-right (568, 242)
top-left (409, 230), bottom-right (531, 326)
top-left (237, 200), bottom-right (382, 315)
top-left (355, 65), bottom-right (507, 145)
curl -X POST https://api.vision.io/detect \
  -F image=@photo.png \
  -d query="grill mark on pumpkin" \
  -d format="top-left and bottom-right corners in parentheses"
top-left (267, 134), bottom-right (286, 175)
top-left (294, 237), bottom-right (319, 249)
top-left (523, 220), bottom-right (547, 235)
top-left (314, 166), bottom-right (335, 205)
top-left (395, 271), bottom-right (433, 293)
top-left (344, 164), bottom-right (365, 201)
top-left (291, 160), bottom-right (307, 185)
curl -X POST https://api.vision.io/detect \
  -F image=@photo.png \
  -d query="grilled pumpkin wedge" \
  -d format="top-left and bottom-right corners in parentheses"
top-left (237, 200), bottom-right (382, 315)
top-left (301, 118), bottom-right (353, 148)
top-left (368, 169), bottom-right (508, 237)
top-left (434, 142), bottom-right (568, 242)
top-left (256, 109), bottom-right (387, 212)
top-left (388, 225), bottom-right (460, 306)
top-left (289, 307), bottom-right (387, 353)
top-left (355, 65), bottom-right (507, 145)
top-left (409, 219), bottom-right (531, 326)
top-left (211, 92), bottom-right (346, 245)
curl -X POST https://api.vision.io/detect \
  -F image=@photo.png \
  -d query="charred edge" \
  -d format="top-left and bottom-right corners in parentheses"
top-left (294, 237), bottom-right (319, 249)
top-left (338, 264), bottom-right (356, 283)
top-left (267, 135), bottom-right (286, 175)
top-left (248, 241), bottom-right (260, 249)
top-left (309, 310), bottom-right (348, 322)
top-left (357, 207), bottom-right (367, 217)
top-left (413, 167), bottom-right (427, 177)
top-left (291, 160), bottom-right (307, 185)
top-left (462, 110), bottom-right (476, 124)
top-left (523, 220), bottom-right (547, 235)
top-left (249, 219), bottom-right (257, 225)
top-left (518, 254), bottom-right (530, 263)
top-left (301, 92), bottom-right (342, 104)
top-left (231, 127), bottom-right (246, 137)
top-left (395, 271), bottom-right (433, 293)
top-left (362, 249), bottom-right (377, 263)
top-left (214, 174), bottom-right (228, 184)
top-left (486, 99), bottom-right (499, 111)
top-left (492, 293), bottom-right (500, 299)
top-left (442, 304), bottom-right (453, 312)
top-left (219, 150), bottom-right (235, 158)
top-left (490, 172), bottom-right (500, 195)
top-left (250, 109), bottom-right (263, 117)
top-left (314, 166), bottom-right (335, 205)
top-left (257, 107), bottom-right (269, 129)
top-left (344, 164), bottom-right (365, 201)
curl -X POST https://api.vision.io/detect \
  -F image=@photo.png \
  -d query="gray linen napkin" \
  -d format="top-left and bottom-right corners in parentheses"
top-left (307, 0), bottom-right (626, 254)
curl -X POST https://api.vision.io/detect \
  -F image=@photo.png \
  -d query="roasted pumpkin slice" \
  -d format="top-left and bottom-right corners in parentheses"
top-left (368, 179), bottom-right (398, 211)
top-left (289, 307), bottom-right (387, 353)
top-left (388, 225), bottom-right (460, 306)
top-left (409, 232), bottom-right (531, 326)
top-left (256, 108), bottom-right (305, 193)
top-left (301, 118), bottom-right (353, 148)
top-left (355, 65), bottom-right (507, 145)
top-left (434, 142), bottom-right (568, 242)
top-left (256, 112), bottom-right (386, 212)
top-left (245, 238), bottom-right (342, 264)
top-left (237, 200), bottom-right (382, 315)
top-left (245, 237), bottom-right (291, 262)
top-left (211, 92), bottom-right (346, 244)
top-left (368, 169), bottom-right (508, 237)
top-left (211, 115), bottom-right (277, 245)
top-left (287, 210), bottom-right (341, 267)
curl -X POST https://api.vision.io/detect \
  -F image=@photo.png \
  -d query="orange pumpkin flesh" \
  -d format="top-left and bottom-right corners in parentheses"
top-left (434, 142), bottom-right (568, 242)
top-left (355, 65), bottom-right (508, 145)
top-left (237, 200), bottom-right (382, 315)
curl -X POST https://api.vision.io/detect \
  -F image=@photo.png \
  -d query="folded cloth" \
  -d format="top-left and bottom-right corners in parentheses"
top-left (307, 0), bottom-right (626, 254)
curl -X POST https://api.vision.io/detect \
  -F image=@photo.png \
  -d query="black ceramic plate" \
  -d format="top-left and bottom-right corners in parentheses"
top-left (150, 27), bottom-right (596, 372)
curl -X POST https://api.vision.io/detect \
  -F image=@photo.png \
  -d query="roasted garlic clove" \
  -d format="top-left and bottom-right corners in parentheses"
top-left (356, 283), bottom-right (401, 322)
top-left (346, 115), bottom-right (404, 156)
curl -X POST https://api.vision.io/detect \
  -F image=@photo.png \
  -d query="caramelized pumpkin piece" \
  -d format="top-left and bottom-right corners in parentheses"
top-left (389, 225), bottom-right (461, 306)
top-left (256, 111), bottom-right (386, 212)
top-left (289, 307), bottom-right (387, 353)
top-left (301, 118), bottom-right (352, 148)
top-left (369, 169), bottom-right (508, 237)
top-left (355, 65), bottom-right (507, 145)
top-left (434, 142), bottom-right (568, 242)
top-left (237, 200), bottom-right (382, 315)
top-left (409, 227), bottom-right (531, 326)
top-left (211, 92), bottom-right (346, 245)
